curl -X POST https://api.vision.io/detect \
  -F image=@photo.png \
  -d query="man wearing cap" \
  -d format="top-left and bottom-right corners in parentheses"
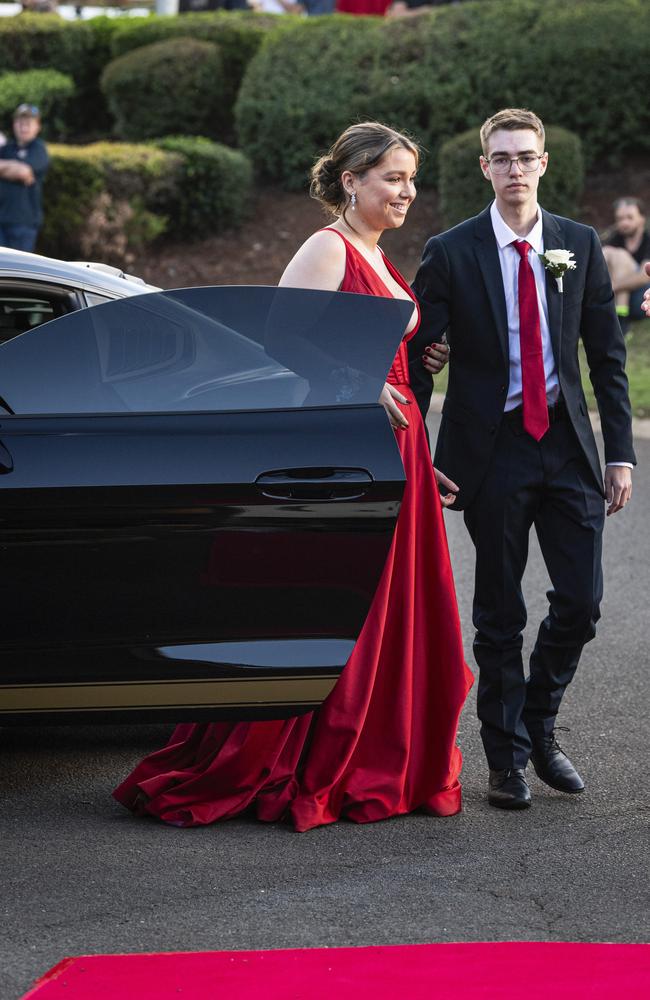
top-left (0, 104), bottom-right (49, 253)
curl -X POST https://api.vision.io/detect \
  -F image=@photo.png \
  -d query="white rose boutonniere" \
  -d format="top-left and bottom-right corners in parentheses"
top-left (538, 249), bottom-right (577, 293)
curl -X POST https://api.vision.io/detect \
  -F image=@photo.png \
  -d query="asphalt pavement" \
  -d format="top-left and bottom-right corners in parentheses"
top-left (1, 415), bottom-right (649, 999)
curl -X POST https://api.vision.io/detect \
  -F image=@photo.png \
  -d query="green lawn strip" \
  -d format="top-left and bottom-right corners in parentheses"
top-left (580, 319), bottom-right (650, 419)
top-left (431, 319), bottom-right (650, 418)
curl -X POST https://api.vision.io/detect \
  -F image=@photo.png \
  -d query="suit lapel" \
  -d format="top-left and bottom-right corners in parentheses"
top-left (473, 206), bottom-right (509, 367)
top-left (541, 209), bottom-right (564, 365)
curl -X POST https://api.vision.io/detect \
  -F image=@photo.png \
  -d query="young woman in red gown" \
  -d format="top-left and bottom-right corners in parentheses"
top-left (113, 123), bottom-right (473, 832)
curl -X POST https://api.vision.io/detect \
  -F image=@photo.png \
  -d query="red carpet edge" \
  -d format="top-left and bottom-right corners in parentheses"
top-left (21, 941), bottom-right (650, 1000)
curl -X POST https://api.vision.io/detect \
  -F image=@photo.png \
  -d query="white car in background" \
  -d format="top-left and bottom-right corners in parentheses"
top-left (0, 248), bottom-right (159, 345)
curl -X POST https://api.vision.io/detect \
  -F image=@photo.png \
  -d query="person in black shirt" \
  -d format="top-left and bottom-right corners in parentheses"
top-left (602, 197), bottom-right (650, 327)
top-left (0, 104), bottom-right (49, 253)
top-left (643, 263), bottom-right (650, 316)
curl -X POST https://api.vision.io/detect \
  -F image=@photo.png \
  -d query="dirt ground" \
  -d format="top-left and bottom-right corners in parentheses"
top-left (132, 158), bottom-right (650, 289)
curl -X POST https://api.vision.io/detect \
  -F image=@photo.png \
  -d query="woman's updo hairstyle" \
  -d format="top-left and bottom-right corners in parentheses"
top-left (310, 121), bottom-right (420, 216)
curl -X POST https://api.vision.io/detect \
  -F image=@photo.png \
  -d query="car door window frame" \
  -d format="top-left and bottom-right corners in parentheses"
top-left (0, 279), bottom-right (84, 344)
top-left (0, 286), bottom-right (414, 419)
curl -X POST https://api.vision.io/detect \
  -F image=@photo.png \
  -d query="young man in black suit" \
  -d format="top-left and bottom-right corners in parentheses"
top-left (410, 108), bottom-right (635, 809)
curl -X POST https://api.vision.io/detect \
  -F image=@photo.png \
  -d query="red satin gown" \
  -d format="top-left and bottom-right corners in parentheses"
top-left (113, 231), bottom-right (473, 832)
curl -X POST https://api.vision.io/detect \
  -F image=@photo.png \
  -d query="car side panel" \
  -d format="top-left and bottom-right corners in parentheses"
top-left (0, 407), bottom-right (404, 721)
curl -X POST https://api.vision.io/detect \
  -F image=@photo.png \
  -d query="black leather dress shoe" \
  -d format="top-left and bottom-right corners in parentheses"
top-left (530, 731), bottom-right (585, 793)
top-left (488, 768), bottom-right (532, 809)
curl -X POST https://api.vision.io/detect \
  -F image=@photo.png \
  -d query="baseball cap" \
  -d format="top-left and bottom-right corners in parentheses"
top-left (13, 104), bottom-right (40, 119)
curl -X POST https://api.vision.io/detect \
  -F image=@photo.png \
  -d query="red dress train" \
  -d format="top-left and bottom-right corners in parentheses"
top-left (113, 232), bottom-right (473, 832)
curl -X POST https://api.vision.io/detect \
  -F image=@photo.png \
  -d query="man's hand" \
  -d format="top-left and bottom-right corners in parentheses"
top-left (642, 262), bottom-right (650, 316)
top-left (422, 341), bottom-right (450, 375)
top-left (604, 465), bottom-right (633, 516)
top-left (0, 160), bottom-right (35, 185)
top-left (15, 162), bottom-right (35, 185)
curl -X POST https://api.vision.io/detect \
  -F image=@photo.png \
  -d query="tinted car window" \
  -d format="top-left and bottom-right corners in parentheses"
top-left (0, 286), bottom-right (413, 416)
top-left (0, 293), bottom-right (58, 345)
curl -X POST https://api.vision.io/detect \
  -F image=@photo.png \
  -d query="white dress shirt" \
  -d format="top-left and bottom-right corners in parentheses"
top-left (490, 201), bottom-right (559, 411)
top-left (490, 200), bottom-right (631, 469)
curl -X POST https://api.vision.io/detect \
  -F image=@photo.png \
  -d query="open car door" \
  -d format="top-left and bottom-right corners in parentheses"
top-left (0, 286), bottom-right (411, 723)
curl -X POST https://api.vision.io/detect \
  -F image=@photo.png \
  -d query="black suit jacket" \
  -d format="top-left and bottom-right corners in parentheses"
top-left (409, 205), bottom-right (636, 511)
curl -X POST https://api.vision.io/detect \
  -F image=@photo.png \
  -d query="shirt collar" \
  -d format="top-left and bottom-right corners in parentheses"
top-left (490, 200), bottom-right (544, 253)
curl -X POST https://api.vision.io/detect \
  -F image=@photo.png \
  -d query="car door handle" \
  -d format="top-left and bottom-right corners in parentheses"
top-left (255, 467), bottom-right (372, 501)
top-left (0, 440), bottom-right (13, 474)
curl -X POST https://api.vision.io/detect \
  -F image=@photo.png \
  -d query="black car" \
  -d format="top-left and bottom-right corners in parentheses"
top-left (0, 285), bottom-right (411, 724)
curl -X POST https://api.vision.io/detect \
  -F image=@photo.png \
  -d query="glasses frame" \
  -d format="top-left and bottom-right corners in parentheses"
top-left (486, 153), bottom-right (545, 174)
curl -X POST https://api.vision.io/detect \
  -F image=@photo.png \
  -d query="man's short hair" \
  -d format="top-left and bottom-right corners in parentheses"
top-left (613, 197), bottom-right (645, 217)
top-left (480, 108), bottom-right (545, 156)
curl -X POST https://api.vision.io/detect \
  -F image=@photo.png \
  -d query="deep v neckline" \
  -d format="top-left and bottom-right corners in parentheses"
top-left (322, 227), bottom-right (420, 337)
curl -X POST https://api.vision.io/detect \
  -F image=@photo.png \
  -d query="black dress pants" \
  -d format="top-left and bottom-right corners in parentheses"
top-left (463, 407), bottom-right (605, 769)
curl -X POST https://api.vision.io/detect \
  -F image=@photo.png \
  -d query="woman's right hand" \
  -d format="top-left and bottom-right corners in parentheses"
top-left (380, 383), bottom-right (410, 430)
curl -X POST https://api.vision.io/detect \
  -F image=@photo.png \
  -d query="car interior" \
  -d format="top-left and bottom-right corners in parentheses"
top-left (0, 282), bottom-right (81, 345)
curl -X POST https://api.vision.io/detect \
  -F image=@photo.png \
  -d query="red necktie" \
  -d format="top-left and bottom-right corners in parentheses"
top-left (512, 240), bottom-right (549, 441)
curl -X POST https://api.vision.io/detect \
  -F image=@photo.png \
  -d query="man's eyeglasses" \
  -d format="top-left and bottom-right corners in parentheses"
top-left (487, 153), bottom-right (544, 174)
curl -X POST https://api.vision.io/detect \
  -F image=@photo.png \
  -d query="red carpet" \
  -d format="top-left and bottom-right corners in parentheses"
top-left (23, 942), bottom-right (650, 999)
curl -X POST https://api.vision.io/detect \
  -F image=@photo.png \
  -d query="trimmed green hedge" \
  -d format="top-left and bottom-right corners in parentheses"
top-left (0, 69), bottom-right (75, 140)
top-left (236, 16), bottom-right (381, 190)
top-left (236, 0), bottom-right (650, 190)
top-left (101, 38), bottom-right (227, 142)
top-left (152, 135), bottom-right (253, 237)
top-left (0, 13), bottom-right (117, 136)
top-left (439, 126), bottom-right (585, 228)
top-left (0, 11), bottom-right (272, 142)
top-left (108, 11), bottom-right (277, 143)
top-left (41, 139), bottom-right (255, 262)
top-left (42, 142), bottom-right (180, 261)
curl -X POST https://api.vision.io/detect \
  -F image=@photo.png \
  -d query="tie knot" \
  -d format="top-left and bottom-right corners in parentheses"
top-left (512, 240), bottom-right (531, 260)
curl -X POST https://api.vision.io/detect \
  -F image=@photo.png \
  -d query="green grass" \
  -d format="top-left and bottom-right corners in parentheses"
top-left (431, 319), bottom-right (650, 419)
top-left (580, 319), bottom-right (650, 419)
top-left (431, 363), bottom-right (448, 398)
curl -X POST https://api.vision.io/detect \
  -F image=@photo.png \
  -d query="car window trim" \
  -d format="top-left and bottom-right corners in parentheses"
top-left (0, 277), bottom-right (84, 311)
top-left (0, 264), bottom-right (156, 299)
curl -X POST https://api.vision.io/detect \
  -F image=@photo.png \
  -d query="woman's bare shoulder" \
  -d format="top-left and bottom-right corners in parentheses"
top-left (279, 228), bottom-right (346, 290)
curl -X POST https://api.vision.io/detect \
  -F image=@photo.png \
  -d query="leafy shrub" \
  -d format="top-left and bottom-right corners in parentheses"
top-left (42, 142), bottom-right (182, 262)
top-left (236, 0), bottom-right (650, 190)
top-left (41, 138), bottom-right (254, 261)
top-left (438, 126), bottom-right (585, 228)
top-left (101, 38), bottom-right (227, 142)
top-left (0, 69), bottom-right (75, 140)
top-left (0, 13), bottom-right (118, 137)
top-left (153, 135), bottom-right (253, 237)
top-left (108, 12), bottom-right (277, 143)
top-left (236, 16), bottom-right (382, 190)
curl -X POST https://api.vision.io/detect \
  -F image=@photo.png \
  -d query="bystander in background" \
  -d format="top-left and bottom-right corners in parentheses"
top-left (301, 0), bottom-right (335, 11)
top-left (602, 197), bottom-right (650, 332)
top-left (337, 0), bottom-right (390, 13)
top-left (0, 104), bottom-right (49, 253)
top-left (249, 0), bottom-right (302, 12)
top-left (179, 0), bottom-right (251, 10)
top-left (642, 262), bottom-right (650, 315)
top-left (387, 0), bottom-right (454, 16)
top-left (20, 0), bottom-right (59, 11)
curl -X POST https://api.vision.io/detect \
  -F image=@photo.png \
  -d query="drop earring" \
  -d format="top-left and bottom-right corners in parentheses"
top-left (350, 192), bottom-right (356, 210)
